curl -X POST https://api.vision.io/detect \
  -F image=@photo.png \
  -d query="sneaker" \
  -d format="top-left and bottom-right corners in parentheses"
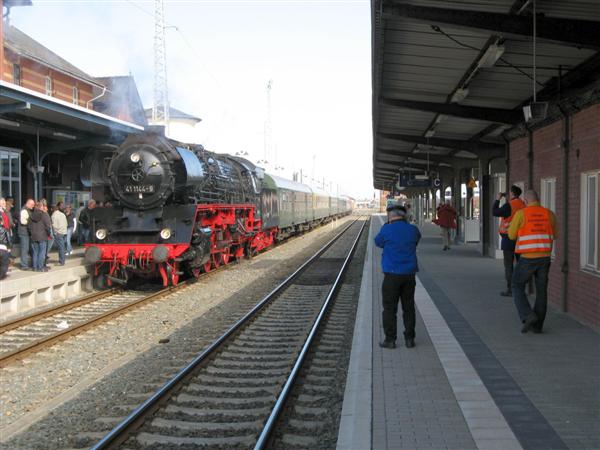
top-left (500, 290), bottom-right (512, 297)
top-left (443, 246), bottom-right (448, 251)
top-left (521, 314), bottom-right (538, 333)
top-left (379, 339), bottom-right (396, 349)
top-left (405, 338), bottom-right (416, 348)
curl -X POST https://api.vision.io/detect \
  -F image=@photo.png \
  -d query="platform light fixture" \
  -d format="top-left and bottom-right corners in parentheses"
top-left (424, 129), bottom-right (435, 138)
top-left (451, 88), bottom-right (469, 103)
top-left (0, 118), bottom-right (20, 127)
top-left (477, 44), bottom-right (505, 69)
top-left (52, 131), bottom-right (76, 140)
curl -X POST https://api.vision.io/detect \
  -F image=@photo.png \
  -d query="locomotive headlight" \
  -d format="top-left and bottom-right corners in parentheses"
top-left (130, 152), bottom-right (141, 163)
top-left (95, 228), bottom-right (108, 240)
top-left (160, 228), bottom-right (172, 240)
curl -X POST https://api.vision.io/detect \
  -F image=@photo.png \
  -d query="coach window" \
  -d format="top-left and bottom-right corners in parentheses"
top-left (581, 170), bottom-right (600, 273)
top-left (541, 178), bottom-right (556, 258)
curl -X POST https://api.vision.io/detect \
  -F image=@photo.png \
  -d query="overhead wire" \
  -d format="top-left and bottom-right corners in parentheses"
top-left (431, 25), bottom-right (545, 87)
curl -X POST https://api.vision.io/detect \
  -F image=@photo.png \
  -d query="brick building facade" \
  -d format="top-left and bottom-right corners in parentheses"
top-left (508, 103), bottom-right (600, 327)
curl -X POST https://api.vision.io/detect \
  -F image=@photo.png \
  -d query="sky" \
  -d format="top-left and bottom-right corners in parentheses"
top-left (10, 0), bottom-right (375, 199)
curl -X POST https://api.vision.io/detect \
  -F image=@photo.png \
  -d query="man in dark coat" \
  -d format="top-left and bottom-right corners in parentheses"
top-left (28, 203), bottom-right (52, 272)
top-left (374, 203), bottom-right (421, 349)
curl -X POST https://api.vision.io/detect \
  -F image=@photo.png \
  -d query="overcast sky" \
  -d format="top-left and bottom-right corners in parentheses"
top-left (10, 0), bottom-right (374, 199)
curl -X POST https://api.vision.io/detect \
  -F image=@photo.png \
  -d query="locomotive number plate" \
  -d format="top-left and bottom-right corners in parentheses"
top-left (124, 185), bottom-right (155, 193)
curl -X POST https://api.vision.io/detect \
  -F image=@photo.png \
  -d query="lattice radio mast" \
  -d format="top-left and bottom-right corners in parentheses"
top-left (153, 0), bottom-right (170, 134)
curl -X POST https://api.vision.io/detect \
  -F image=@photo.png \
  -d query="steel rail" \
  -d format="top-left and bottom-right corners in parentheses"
top-left (0, 215), bottom-right (351, 367)
top-left (0, 289), bottom-right (119, 334)
top-left (91, 217), bottom-right (362, 450)
top-left (0, 283), bottom-right (189, 368)
top-left (254, 217), bottom-right (367, 449)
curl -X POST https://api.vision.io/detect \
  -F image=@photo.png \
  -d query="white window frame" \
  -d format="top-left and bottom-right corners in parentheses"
top-left (580, 170), bottom-right (600, 273)
top-left (45, 76), bottom-right (52, 96)
top-left (541, 177), bottom-right (557, 258)
top-left (72, 87), bottom-right (79, 105)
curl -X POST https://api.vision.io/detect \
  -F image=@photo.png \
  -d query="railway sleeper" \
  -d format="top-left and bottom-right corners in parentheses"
top-left (136, 431), bottom-right (257, 449)
top-left (164, 405), bottom-right (270, 421)
top-left (175, 393), bottom-right (274, 408)
top-left (150, 417), bottom-right (263, 434)
top-left (184, 383), bottom-right (278, 396)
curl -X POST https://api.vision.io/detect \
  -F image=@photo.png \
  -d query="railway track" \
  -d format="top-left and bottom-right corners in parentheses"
top-left (90, 217), bottom-right (367, 450)
top-left (0, 217), bottom-right (350, 369)
top-left (0, 286), bottom-right (184, 368)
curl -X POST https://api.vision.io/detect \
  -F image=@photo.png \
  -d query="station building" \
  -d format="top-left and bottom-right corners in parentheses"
top-left (0, 0), bottom-right (146, 209)
top-left (371, 0), bottom-right (599, 327)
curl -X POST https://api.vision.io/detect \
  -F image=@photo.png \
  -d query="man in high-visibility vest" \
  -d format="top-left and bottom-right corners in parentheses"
top-left (508, 190), bottom-right (557, 333)
top-left (492, 185), bottom-right (525, 297)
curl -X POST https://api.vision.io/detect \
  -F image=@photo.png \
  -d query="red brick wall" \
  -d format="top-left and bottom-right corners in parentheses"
top-left (3, 48), bottom-right (94, 107)
top-left (509, 103), bottom-right (600, 328)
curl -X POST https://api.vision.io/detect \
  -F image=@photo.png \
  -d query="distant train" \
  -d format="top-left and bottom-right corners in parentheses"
top-left (84, 128), bottom-right (352, 287)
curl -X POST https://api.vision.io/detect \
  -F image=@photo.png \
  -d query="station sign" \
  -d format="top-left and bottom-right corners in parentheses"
top-left (397, 174), bottom-right (432, 188)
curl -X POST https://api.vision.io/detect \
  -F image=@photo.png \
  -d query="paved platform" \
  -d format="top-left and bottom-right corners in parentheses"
top-left (0, 247), bottom-right (92, 320)
top-left (338, 216), bottom-right (599, 450)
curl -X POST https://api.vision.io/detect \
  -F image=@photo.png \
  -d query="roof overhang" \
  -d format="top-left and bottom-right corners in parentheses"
top-left (371, 0), bottom-right (600, 191)
top-left (0, 80), bottom-right (143, 148)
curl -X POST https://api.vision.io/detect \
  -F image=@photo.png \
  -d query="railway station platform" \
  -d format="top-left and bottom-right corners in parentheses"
top-left (338, 216), bottom-right (599, 450)
top-left (0, 248), bottom-right (92, 320)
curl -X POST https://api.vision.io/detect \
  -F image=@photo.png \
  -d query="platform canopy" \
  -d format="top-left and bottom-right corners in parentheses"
top-left (0, 81), bottom-right (144, 153)
top-left (372, 0), bottom-right (600, 190)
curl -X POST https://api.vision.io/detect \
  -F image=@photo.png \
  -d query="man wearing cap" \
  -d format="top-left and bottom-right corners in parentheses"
top-left (374, 203), bottom-right (421, 349)
top-left (493, 185), bottom-right (526, 297)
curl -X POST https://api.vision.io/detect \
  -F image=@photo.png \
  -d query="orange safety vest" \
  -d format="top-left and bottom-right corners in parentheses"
top-left (499, 198), bottom-right (526, 234)
top-left (515, 206), bottom-right (554, 254)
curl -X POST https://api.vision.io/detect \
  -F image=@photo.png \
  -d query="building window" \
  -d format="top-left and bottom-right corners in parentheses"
top-left (72, 87), bottom-right (79, 105)
top-left (541, 178), bottom-right (556, 257)
top-left (0, 147), bottom-right (22, 209)
top-left (13, 64), bottom-right (21, 86)
top-left (581, 171), bottom-right (600, 272)
top-left (45, 76), bottom-right (52, 96)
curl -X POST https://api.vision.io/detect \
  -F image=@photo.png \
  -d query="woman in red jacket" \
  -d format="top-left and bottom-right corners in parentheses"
top-left (434, 201), bottom-right (457, 251)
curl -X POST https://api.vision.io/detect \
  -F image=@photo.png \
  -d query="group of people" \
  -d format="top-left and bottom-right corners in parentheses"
top-left (374, 186), bottom-right (555, 350)
top-left (0, 198), bottom-right (98, 279)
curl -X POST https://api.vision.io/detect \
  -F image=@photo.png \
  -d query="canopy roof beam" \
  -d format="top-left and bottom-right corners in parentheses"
top-left (379, 132), bottom-right (503, 152)
top-left (383, 3), bottom-right (600, 50)
top-left (381, 98), bottom-right (521, 125)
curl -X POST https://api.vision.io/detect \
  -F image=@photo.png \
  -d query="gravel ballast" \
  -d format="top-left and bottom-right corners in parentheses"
top-left (0, 217), bottom-right (357, 449)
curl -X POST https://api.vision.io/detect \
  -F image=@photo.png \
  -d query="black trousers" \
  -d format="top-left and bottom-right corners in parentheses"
top-left (503, 249), bottom-right (521, 290)
top-left (0, 249), bottom-right (9, 280)
top-left (381, 273), bottom-right (416, 340)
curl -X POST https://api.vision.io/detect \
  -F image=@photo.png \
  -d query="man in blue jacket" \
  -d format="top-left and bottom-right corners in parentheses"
top-left (374, 203), bottom-right (421, 349)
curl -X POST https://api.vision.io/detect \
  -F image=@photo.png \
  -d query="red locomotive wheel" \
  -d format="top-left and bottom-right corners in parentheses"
top-left (203, 261), bottom-right (212, 273)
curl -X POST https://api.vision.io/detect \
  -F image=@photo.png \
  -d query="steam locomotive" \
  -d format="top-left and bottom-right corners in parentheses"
top-left (84, 128), bottom-right (351, 287)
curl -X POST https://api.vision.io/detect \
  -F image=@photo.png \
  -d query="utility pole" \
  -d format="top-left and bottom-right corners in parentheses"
top-left (153, 0), bottom-right (170, 135)
top-left (263, 79), bottom-right (273, 168)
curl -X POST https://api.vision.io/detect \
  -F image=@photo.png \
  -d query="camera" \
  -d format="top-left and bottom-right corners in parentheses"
top-left (500, 192), bottom-right (506, 197)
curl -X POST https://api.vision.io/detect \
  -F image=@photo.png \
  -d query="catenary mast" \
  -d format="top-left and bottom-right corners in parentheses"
top-left (153, 0), bottom-right (170, 134)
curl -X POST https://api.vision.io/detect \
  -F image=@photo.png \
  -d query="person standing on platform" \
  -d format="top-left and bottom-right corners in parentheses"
top-left (493, 185), bottom-right (525, 297)
top-left (375, 203), bottom-right (421, 349)
top-left (28, 202), bottom-right (52, 272)
top-left (509, 190), bottom-right (556, 334)
top-left (65, 205), bottom-right (76, 255)
top-left (51, 203), bottom-right (68, 266)
top-left (18, 198), bottom-right (35, 270)
top-left (434, 201), bottom-right (457, 251)
top-left (78, 199), bottom-right (96, 244)
top-left (0, 198), bottom-right (11, 280)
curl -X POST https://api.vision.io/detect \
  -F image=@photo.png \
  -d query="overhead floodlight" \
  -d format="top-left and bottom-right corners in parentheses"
top-left (477, 44), bottom-right (505, 68)
top-left (451, 88), bottom-right (469, 103)
top-left (523, 102), bottom-right (548, 122)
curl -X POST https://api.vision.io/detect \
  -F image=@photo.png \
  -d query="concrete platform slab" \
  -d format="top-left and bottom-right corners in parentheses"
top-left (337, 216), bottom-right (599, 450)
